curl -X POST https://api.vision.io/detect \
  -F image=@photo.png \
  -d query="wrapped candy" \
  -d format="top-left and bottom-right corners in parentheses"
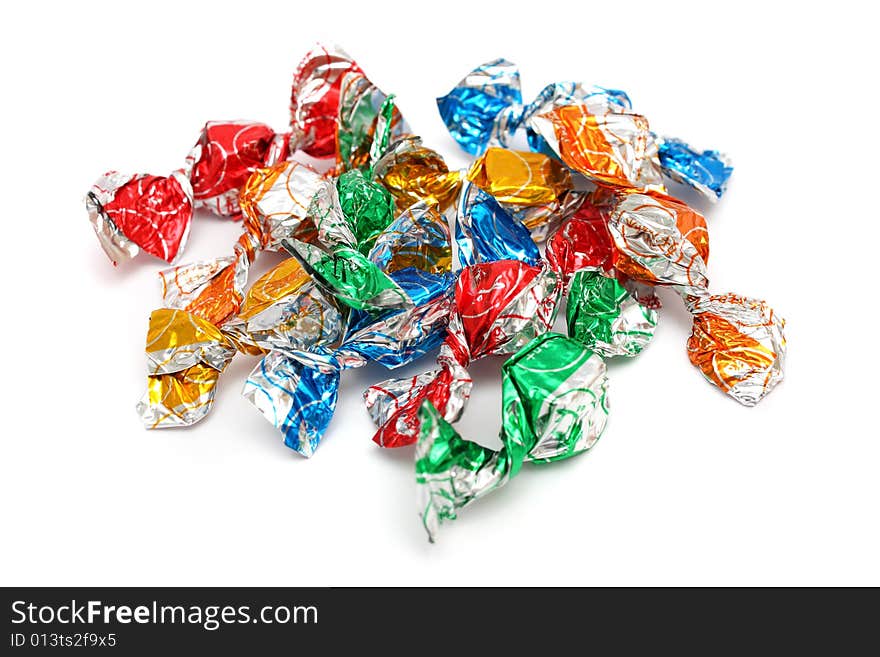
top-left (86, 44), bottom-right (407, 266)
top-left (607, 191), bottom-right (785, 405)
top-left (565, 269), bottom-right (658, 358)
top-left (657, 138), bottom-right (733, 201)
top-left (436, 58), bottom-right (630, 156)
top-left (544, 198), bottom-right (658, 357)
top-left (416, 332), bottom-right (609, 541)
top-left (375, 137), bottom-right (584, 242)
top-left (136, 308), bottom-right (237, 428)
top-left (86, 124), bottom-right (290, 266)
top-left (437, 57), bottom-right (732, 198)
top-left (364, 259), bottom-right (561, 448)
top-left (137, 193), bottom-right (456, 456)
top-left (454, 181), bottom-right (541, 267)
top-left (91, 47), bottom-right (788, 545)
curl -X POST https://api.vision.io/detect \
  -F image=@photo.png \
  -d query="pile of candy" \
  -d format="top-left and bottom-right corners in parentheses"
top-left (86, 45), bottom-right (786, 541)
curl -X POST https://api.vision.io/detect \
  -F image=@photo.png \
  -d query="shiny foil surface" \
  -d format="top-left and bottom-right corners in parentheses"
top-left (336, 168), bottom-right (396, 254)
top-left (86, 170), bottom-right (193, 265)
top-left (436, 58), bottom-right (523, 155)
top-left (608, 192), bottom-right (785, 404)
top-left (243, 351), bottom-right (341, 457)
top-left (186, 121), bottom-right (290, 217)
top-left (289, 43), bottom-right (363, 158)
top-left (364, 260), bottom-right (561, 448)
top-left (567, 269), bottom-right (658, 358)
top-left (373, 137), bottom-right (462, 211)
top-left (416, 332), bottom-right (609, 541)
top-left (437, 57), bottom-right (632, 156)
top-left (239, 161), bottom-right (326, 251)
top-left (136, 309), bottom-right (236, 429)
top-left (454, 181), bottom-right (540, 267)
top-left (367, 201), bottom-right (452, 275)
top-left (85, 46), bottom-right (789, 543)
top-left (658, 138), bottom-right (733, 201)
top-left (685, 293), bottom-right (786, 407)
top-left (466, 148), bottom-right (571, 206)
top-left (529, 105), bottom-right (665, 192)
top-left (545, 203), bottom-right (616, 288)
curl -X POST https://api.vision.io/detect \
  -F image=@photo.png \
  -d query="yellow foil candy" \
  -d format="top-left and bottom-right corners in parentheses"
top-left (237, 257), bottom-right (311, 321)
top-left (137, 309), bottom-right (237, 429)
top-left (466, 148), bottom-right (571, 206)
top-left (376, 144), bottom-right (461, 210)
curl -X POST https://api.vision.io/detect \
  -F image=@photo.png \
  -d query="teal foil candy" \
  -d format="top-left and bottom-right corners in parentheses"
top-left (416, 332), bottom-right (609, 541)
top-left (567, 269), bottom-right (658, 358)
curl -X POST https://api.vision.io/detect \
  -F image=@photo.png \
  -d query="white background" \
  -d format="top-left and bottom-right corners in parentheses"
top-left (1, 1), bottom-right (877, 586)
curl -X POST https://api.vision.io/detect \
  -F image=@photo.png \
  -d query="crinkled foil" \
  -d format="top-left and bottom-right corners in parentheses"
top-left (416, 332), bottom-right (609, 541)
top-left (454, 181), bottom-right (540, 267)
top-left (545, 204), bottom-right (615, 288)
top-left (685, 293), bottom-right (786, 407)
top-left (289, 43), bottom-right (363, 158)
top-left (529, 105), bottom-right (664, 192)
top-left (567, 269), bottom-right (658, 357)
top-left (607, 192), bottom-right (785, 405)
top-left (136, 309), bottom-right (236, 428)
top-left (243, 351), bottom-right (341, 457)
top-left (372, 137), bottom-right (462, 211)
top-left (364, 260), bottom-right (561, 448)
top-left (86, 170), bottom-right (193, 265)
top-left (436, 58), bottom-right (630, 156)
top-left (185, 121), bottom-right (290, 217)
top-left (658, 137), bottom-right (733, 201)
top-left (239, 161), bottom-right (325, 251)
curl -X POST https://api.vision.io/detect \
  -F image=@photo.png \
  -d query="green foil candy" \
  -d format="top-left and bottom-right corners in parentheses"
top-left (566, 269), bottom-right (658, 357)
top-left (282, 239), bottom-right (408, 311)
top-left (416, 332), bottom-right (609, 541)
top-left (337, 169), bottom-right (396, 255)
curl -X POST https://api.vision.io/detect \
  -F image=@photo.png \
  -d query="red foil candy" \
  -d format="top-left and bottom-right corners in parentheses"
top-left (367, 260), bottom-right (560, 448)
top-left (87, 171), bottom-right (193, 264)
top-left (187, 121), bottom-right (290, 216)
top-left (546, 201), bottom-right (615, 285)
top-left (290, 44), bottom-right (362, 158)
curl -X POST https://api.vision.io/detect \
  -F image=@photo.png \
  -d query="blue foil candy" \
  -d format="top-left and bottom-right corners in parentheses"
top-left (455, 181), bottom-right (540, 267)
top-left (344, 268), bottom-right (455, 368)
top-left (437, 58), bottom-right (631, 156)
top-left (658, 138), bottom-right (733, 200)
top-left (436, 58), bottom-right (522, 155)
top-left (243, 351), bottom-right (341, 458)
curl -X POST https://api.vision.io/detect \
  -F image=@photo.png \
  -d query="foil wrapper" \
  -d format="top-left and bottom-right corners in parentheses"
top-left (185, 121), bottom-right (291, 217)
top-left (545, 200), bottom-right (615, 288)
top-left (608, 191), bottom-right (786, 404)
top-left (436, 58), bottom-right (629, 155)
top-left (436, 58), bottom-right (733, 200)
top-left (373, 137), bottom-right (463, 211)
top-left (238, 161), bottom-right (325, 251)
top-left (283, 178), bottom-right (451, 311)
top-left (529, 105), bottom-right (664, 192)
top-left (139, 236), bottom-right (454, 457)
top-left (416, 332), bottom-right (609, 541)
top-left (241, 265), bottom-right (454, 456)
top-left (657, 138), bottom-right (733, 201)
top-left (364, 259), bottom-right (561, 448)
top-left (86, 171), bottom-right (193, 265)
top-left (243, 351), bottom-right (342, 457)
top-left (454, 181), bottom-right (540, 267)
top-left (136, 309), bottom-right (236, 428)
top-left (289, 43), bottom-right (363, 158)
top-left (567, 269), bottom-right (658, 357)
top-left (88, 43), bottom-right (402, 266)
